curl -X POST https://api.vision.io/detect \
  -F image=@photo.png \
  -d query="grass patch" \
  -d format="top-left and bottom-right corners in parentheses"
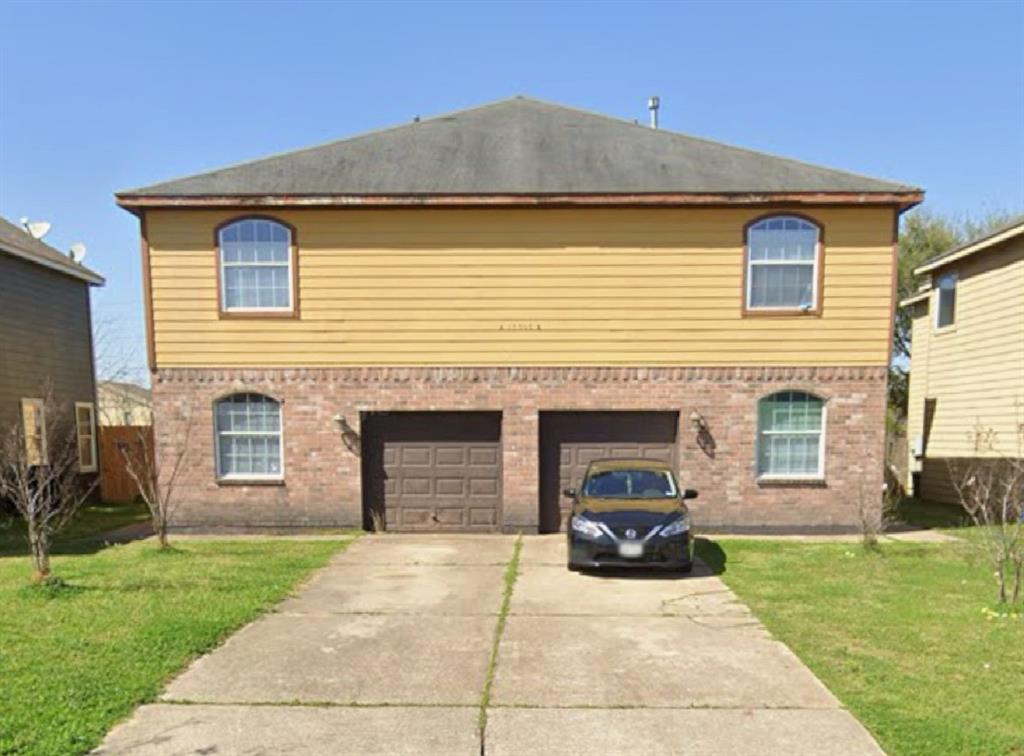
top-left (479, 535), bottom-right (522, 737)
top-left (893, 497), bottom-right (971, 530)
top-left (701, 537), bottom-right (1024, 755)
top-left (0, 536), bottom-right (352, 755)
top-left (0, 501), bottom-right (150, 556)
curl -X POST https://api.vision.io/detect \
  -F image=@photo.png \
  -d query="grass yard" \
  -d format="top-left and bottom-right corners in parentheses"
top-left (0, 501), bottom-right (151, 556)
top-left (0, 536), bottom-right (351, 755)
top-left (699, 536), bottom-right (1024, 756)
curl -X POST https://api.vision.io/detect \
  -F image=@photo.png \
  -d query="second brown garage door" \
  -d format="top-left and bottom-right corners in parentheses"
top-left (361, 412), bottom-right (502, 532)
top-left (539, 411), bottom-right (679, 533)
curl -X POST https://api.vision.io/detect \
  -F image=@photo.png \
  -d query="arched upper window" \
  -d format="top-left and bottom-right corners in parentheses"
top-left (757, 391), bottom-right (825, 478)
top-left (745, 216), bottom-right (821, 312)
top-left (214, 393), bottom-right (283, 480)
top-left (218, 218), bottom-right (294, 313)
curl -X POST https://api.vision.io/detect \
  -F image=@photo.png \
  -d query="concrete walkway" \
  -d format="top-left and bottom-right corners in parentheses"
top-left (95, 535), bottom-right (883, 755)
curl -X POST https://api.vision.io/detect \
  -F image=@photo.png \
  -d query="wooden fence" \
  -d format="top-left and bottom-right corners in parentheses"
top-left (99, 425), bottom-right (153, 503)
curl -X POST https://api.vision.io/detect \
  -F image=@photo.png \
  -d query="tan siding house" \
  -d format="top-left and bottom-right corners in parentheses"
top-left (118, 97), bottom-right (922, 533)
top-left (97, 381), bottom-right (152, 426)
top-left (903, 218), bottom-right (1024, 504)
top-left (0, 216), bottom-right (104, 477)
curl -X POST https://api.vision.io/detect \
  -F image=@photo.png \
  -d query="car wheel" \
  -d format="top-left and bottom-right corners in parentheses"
top-left (679, 562), bottom-right (694, 574)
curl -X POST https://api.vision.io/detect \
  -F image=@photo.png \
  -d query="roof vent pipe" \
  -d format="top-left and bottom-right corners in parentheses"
top-left (648, 96), bottom-right (660, 129)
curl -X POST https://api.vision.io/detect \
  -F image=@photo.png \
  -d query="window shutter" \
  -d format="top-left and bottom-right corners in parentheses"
top-left (21, 398), bottom-right (46, 465)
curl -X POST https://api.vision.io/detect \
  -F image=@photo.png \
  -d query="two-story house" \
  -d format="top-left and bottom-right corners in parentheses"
top-left (0, 216), bottom-right (105, 479)
top-left (902, 217), bottom-right (1024, 504)
top-left (116, 97), bottom-right (922, 533)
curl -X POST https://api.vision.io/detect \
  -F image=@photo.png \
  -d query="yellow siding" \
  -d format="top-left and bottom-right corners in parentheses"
top-left (145, 207), bottom-right (897, 368)
top-left (906, 235), bottom-right (1024, 503)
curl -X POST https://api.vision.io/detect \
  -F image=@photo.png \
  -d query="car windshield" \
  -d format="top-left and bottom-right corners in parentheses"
top-left (582, 469), bottom-right (678, 499)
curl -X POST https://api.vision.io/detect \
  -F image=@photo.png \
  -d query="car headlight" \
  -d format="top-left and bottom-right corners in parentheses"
top-left (659, 514), bottom-right (691, 538)
top-left (570, 514), bottom-right (605, 540)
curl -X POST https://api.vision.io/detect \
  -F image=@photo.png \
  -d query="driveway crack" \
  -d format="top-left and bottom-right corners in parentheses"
top-left (478, 534), bottom-right (522, 756)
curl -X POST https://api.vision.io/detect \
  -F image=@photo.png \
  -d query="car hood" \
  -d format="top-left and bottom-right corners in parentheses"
top-left (576, 495), bottom-right (683, 515)
top-left (577, 507), bottom-right (684, 532)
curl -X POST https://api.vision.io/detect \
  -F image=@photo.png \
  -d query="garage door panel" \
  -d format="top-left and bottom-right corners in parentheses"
top-left (435, 447), bottom-right (467, 466)
top-left (540, 412), bottom-right (678, 534)
top-left (436, 477), bottom-right (467, 495)
top-left (470, 508), bottom-right (496, 526)
top-left (363, 412), bottom-right (502, 532)
top-left (402, 477), bottom-right (432, 496)
top-left (470, 477), bottom-right (499, 496)
top-left (434, 507), bottom-right (466, 526)
top-left (399, 447), bottom-right (432, 466)
top-left (641, 446), bottom-right (673, 463)
top-left (399, 508), bottom-right (432, 527)
top-left (470, 447), bottom-right (499, 466)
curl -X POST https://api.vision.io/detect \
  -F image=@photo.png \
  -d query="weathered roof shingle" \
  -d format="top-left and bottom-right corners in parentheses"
top-left (0, 216), bottom-right (104, 284)
top-left (118, 97), bottom-right (920, 203)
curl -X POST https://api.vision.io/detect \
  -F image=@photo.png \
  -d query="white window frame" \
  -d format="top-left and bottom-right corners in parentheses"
top-left (745, 216), bottom-right (821, 312)
top-left (218, 219), bottom-right (295, 314)
top-left (213, 394), bottom-right (285, 481)
top-left (756, 393), bottom-right (827, 480)
top-left (934, 272), bottom-right (958, 330)
top-left (20, 398), bottom-right (47, 465)
top-left (75, 401), bottom-right (98, 473)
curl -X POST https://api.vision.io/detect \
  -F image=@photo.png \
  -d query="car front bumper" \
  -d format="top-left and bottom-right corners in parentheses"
top-left (568, 531), bottom-right (694, 570)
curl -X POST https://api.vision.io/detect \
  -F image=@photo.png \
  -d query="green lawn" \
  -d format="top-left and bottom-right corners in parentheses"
top-left (0, 501), bottom-right (151, 556)
top-left (699, 536), bottom-right (1024, 755)
top-left (0, 536), bottom-right (351, 755)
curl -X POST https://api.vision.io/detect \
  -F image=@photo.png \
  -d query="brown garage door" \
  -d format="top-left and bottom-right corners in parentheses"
top-left (539, 411), bottom-right (678, 533)
top-left (361, 412), bottom-right (502, 532)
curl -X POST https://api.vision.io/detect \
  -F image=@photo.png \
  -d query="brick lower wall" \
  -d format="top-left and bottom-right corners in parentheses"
top-left (152, 366), bottom-right (888, 532)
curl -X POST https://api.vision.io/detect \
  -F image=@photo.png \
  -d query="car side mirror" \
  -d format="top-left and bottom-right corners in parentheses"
top-left (683, 488), bottom-right (699, 500)
top-left (563, 487), bottom-right (577, 499)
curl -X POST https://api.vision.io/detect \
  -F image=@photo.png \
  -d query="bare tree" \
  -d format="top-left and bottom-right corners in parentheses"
top-left (855, 482), bottom-right (898, 551)
top-left (949, 421), bottom-right (1024, 604)
top-left (118, 404), bottom-right (194, 549)
top-left (92, 309), bottom-right (146, 387)
top-left (0, 389), bottom-right (98, 581)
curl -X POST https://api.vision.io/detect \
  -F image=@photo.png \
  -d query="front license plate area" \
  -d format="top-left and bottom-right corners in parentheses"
top-left (618, 541), bottom-right (643, 558)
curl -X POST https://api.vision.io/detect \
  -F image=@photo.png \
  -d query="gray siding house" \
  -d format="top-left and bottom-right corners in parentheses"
top-left (0, 216), bottom-right (104, 475)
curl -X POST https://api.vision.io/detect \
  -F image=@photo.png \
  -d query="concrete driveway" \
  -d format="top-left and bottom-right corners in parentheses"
top-left (96, 535), bottom-right (883, 755)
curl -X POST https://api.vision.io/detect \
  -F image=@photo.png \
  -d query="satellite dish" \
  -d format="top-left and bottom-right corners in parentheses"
top-left (69, 242), bottom-right (87, 263)
top-left (20, 218), bottom-right (51, 240)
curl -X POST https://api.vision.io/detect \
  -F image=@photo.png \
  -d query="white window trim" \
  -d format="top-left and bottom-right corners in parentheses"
top-left (75, 401), bottom-right (98, 473)
top-left (745, 218), bottom-right (821, 312)
top-left (213, 397), bottom-right (285, 481)
top-left (755, 398), bottom-right (827, 480)
top-left (933, 272), bottom-right (958, 330)
top-left (218, 221), bottom-right (295, 314)
top-left (21, 398), bottom-right (47, 465)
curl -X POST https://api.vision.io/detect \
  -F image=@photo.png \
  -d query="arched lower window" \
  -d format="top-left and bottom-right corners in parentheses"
top-left (218, 218), bottom-right (293, 312)
top-left (214, 393), bottom-right (283, 479)
top-left (757, 391), bottom-right (825, 477)
top-left (746, 216), bottom-right (821, 311)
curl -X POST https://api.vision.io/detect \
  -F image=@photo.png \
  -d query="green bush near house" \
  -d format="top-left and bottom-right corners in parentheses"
top-left (0, 536), bottom-right (350, 755)
top-left (702, 537), bottom-right (1024, 756)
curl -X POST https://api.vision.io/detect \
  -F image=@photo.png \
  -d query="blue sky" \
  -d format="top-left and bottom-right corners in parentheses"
top-left (1, 0), bottom-right (1022, 381)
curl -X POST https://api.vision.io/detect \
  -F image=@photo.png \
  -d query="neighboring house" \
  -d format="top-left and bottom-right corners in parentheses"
top-left (97, 381), bottom-right (152, 426)
top-left (902, 217), bottom-right (1024, 505)
top-left (0, 216), bottom-right (105, 478)
top-left (116, 97), bottom-right (922, 533)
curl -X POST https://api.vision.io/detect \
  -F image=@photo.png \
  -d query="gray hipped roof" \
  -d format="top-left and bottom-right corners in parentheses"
top-left (0, 216), bottom-right (104, 284)
top-left (118, 97), bottom-right (920, 200)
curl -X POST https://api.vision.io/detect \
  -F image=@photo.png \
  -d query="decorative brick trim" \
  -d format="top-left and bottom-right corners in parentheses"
top-left (157, 365), bottom-right (888, 386)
